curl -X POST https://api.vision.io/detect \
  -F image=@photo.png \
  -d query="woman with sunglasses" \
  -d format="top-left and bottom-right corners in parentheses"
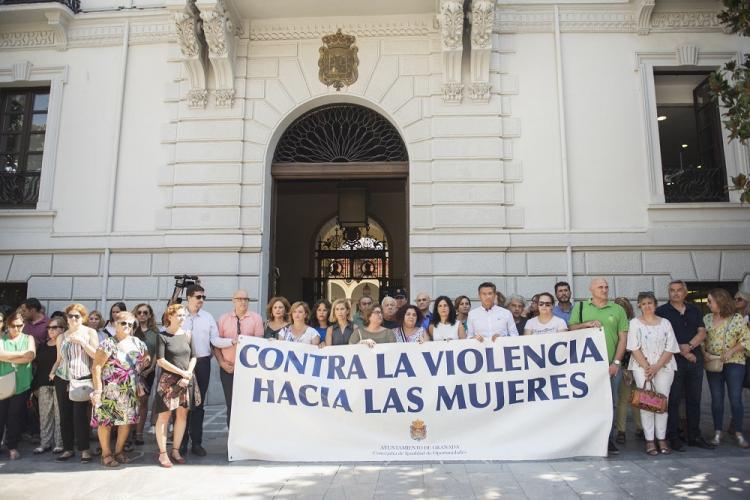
top-left (523, 293), bottom-right (568, 335)
top-left (0, 311), bottom-right (36, 460)
top-left (50, 303), bottom-right (99, 463)
top-left (32, 316), bottom-right (66, 455)
top-left (103, 302), bottom-right (127, 339)
top-left (90, 311), bottom-right (149, 467)
top-left (132, 303), bottom-right (159, 445)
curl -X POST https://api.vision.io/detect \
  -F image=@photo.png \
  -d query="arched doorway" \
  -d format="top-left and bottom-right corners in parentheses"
top-left (269, 103), bottom-right (408, 305)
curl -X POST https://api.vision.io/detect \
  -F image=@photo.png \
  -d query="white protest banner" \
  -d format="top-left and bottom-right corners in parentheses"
top-left (228, 329), bottom-right (613, 462)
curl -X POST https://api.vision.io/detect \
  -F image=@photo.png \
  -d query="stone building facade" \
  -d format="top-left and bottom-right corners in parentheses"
top-left (0, 0), bottom-right (748, 319)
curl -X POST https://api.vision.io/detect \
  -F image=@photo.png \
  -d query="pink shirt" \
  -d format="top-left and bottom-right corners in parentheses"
top-left (217, 310), bottom-right (263, 363)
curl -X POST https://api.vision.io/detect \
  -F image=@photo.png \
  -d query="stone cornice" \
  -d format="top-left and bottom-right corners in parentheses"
top-left (0, 11), bottom-right (174, 50)
top-left (495, 8), bottom-right (723, 33)
top-left (247, 14), bottom-right (437, 41)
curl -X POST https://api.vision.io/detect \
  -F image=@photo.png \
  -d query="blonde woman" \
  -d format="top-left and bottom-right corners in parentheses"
top-left (627, 292), bottom-right (680, 455)
top-left (278, 302), bottom-right (320, 345)
top-left (703, 288), bottom-right (750, 448)
top-left (325, 299), bottom-right (356, 346)
top-left (50, 303), bottom-right (99, 463)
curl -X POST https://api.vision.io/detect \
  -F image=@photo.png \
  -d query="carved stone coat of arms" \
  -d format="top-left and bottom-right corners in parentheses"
top-left (319, 29), bottom-right (359, 91)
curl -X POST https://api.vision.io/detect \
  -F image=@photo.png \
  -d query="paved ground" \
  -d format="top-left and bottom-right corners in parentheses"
top-left (1, 404), bottom-right (749, 500)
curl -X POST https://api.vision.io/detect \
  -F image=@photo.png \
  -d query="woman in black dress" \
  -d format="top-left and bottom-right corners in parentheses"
top-left (154, 304), bottom-right (196, 468)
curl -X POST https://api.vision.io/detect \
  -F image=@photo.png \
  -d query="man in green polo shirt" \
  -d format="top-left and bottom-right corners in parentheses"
top-left (569, 277), bottom-right (628, 456)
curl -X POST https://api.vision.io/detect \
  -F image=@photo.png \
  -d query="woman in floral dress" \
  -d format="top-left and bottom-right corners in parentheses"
top-left (90, 311), bottom-right (149, 467)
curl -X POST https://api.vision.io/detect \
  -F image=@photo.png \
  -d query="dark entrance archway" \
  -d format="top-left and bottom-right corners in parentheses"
top-left (270, 104), bottom-right (408, 305)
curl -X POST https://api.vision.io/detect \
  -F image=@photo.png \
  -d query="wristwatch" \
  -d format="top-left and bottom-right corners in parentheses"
top-left (613, 359), bottom-right (621, 365)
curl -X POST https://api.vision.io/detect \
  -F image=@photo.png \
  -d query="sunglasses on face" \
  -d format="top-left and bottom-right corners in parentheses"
top-left (736, 298), bottom-right (746, 302)
top-left (192, 294), bottom-right (207, 300)
top-left (67, 314), bottom-right (81, 320)
top-left (118, 321), bottom-right (135, 328)
top-left (137, 310), bottom-right (150, 315)
top-left (47, 325), bottom-right (63, 330)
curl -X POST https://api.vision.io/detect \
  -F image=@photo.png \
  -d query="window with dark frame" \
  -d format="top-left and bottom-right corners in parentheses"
top-left (0, 87), bottom-right (50, 207)
top-left (654, 71), bottom-right (729, 203)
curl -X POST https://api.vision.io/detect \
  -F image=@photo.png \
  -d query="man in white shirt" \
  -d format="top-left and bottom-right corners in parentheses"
top-left (467, 282), bottom-right (518, 340)
top-left (180, 284), bottom-right (233, 457)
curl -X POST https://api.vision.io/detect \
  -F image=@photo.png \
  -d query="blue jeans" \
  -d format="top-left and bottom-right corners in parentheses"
top-left (706, 362), bottom-right (745, 433)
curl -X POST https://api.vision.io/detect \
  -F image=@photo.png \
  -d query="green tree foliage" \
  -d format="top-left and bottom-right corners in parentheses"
top-left (710, 0), bottom-right (750, 202)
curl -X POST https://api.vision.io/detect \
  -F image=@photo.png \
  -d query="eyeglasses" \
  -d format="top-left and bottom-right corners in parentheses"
top-left (137, 310), bottom-right (150, 316)
top-left (9, 323), bottom-right (24, 329)
top-left (117, 321), bottom-right (135, 328)
top-left (47, 325), bottom-right (63, 330)
top-left (66, 314), bottom-right (81, 320)
top-left (192, 294), bottom-right (207, 300)
top-left (538, 302), bottom-right (553, 307)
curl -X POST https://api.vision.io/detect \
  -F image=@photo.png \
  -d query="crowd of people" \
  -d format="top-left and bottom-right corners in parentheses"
top-left (0, 279), bottom-right (749, 467)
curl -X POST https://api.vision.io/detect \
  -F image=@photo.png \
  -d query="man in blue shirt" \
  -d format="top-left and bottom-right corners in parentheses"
top-left (552, 281), bottom-right (574, 324)
top-left (415, 292), bottom-right (432, 330)
top-left (656, 280), bottom-right (714, 451)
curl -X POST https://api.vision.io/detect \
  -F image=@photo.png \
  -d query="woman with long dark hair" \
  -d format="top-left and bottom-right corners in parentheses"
top-left (429, 296), bottom-right (465, 341)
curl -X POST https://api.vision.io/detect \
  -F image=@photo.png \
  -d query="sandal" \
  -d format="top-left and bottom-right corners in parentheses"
top-left (657, 439), bottom-right (672, 455)
top-left (114, 452), bottom-right (130, 464)
top-left (171, 449), bottom-right (186, 464)
top-left (645, 441), bottom-right (658, 456)
top-left (9, 449), bottom-right (21, 460)
top-left (158, 451), bottom-right (173, 468)
top-left (101, 454), bottom-right (120, 468)
top-left (55, 451), bottom-right (74, 462)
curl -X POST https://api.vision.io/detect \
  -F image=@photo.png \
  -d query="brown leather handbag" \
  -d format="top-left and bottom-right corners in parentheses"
top-left (630, 380), bottom-right (668, 414)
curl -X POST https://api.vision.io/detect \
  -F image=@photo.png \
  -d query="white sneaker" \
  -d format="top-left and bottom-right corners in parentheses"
top-left (710, 431), bottom-right (722, 446)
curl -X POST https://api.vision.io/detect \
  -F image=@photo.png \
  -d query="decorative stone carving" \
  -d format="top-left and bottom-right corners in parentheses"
top-left (469, 0), bottom-right (495, 102)
top-left (248, 16), bottom-right (435, 41)
top-left (214, 88), bottom-right (235, 108)
top-left (199, 0), bottom-right (236, 107)
top-left (174, 12), bottom-right (200, 57)
top-left (44, 10), bottom-right (70, 49)
top-left (187, 89), bottom-right (209, 108)
top-left (201, 7), bottom-right (231, 58)
top-left (441, 82), bottom-right (464, 104)
top-left (676, 44), bottom-right (699, 66)
top-left (439, 0), bottom-right (464, 50)
top-left (470, 0), bottom-right (495, 49)
top-left (650, 12), bottom-right (724, 31)
top-left (318, 29), bottom-right (359, 91)
top-left (0, 31), bottom-right (56, 49)
top-left (637, 0), bottom-right (655, 35)
top-left (170, 0), bottom-right (207, 108)
top-left (439, 0), bottom-right (464, 103)
top-left (469, 82), bottom-right (491, 102)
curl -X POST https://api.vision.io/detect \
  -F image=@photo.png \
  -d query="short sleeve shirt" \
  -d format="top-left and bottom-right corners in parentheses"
top-left (626, 317), bottom-right (680, 371)
top-left (569, 300), bottom-right (628, 363)
top-left (655, 302), bottom-right (704, 345)
top-left (524, 316), bottom-right (568, 335)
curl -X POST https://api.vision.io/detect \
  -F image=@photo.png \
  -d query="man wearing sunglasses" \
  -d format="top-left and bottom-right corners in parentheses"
top-left (179, 284), bottom-right (233, 457)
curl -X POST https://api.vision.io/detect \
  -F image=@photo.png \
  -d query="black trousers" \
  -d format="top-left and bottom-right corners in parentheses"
top-left (54, 376), bottom-right (90, 452)
top-left (182, 356), bottom-right (211, 450)
top-left (0, 390), bottom-right (30, 449)
top-left (219, 367), bottom-right (233, 428)
top-left (667, 355), bottom-right (704, 441)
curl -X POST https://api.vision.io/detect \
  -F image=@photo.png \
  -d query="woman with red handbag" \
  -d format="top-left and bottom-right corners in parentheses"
top-left (627, 292), bottom-right (680, 455)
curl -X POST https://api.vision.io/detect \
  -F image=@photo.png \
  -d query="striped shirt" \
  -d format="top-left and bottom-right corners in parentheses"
top-left (56, 328), bottom-right (95, 380)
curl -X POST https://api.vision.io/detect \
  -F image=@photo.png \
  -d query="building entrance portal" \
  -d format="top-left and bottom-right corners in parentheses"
top-left (270, 104), bottom-right (408, 305)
